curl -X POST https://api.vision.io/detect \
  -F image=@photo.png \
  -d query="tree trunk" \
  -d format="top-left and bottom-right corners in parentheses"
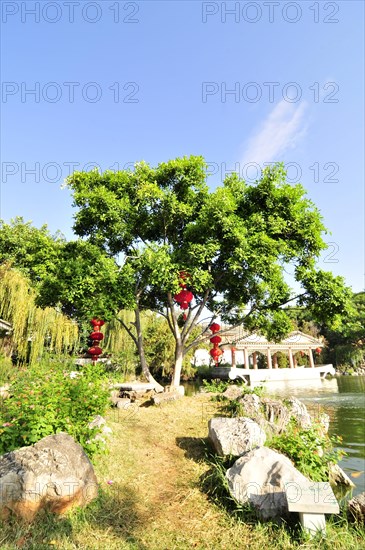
top-left (134, 306), bottom-right (164, 393)
top-left (171, 341), bottom-right (184, 388)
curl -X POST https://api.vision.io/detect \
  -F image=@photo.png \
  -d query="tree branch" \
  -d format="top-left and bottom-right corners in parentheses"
top-left (117, 317), bottom-right (138, 347)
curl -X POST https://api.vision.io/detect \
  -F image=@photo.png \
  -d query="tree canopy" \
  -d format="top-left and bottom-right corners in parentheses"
top-left (66, 157), bottom-right (351, 386)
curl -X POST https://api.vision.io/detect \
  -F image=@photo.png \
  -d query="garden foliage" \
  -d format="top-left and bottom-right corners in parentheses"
top-left (0, 360), bottom-right (110, 457)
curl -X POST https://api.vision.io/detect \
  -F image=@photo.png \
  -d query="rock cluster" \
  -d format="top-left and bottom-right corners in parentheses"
top-left (207, 389), bottom-right (353, 522)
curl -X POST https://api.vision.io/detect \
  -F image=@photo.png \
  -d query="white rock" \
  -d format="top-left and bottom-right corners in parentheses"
top-left (226, 446), bottom-right (310, 520)
top-left (208, 417), bottom-right (266, 456)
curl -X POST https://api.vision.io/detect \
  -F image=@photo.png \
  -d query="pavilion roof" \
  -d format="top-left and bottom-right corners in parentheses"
top-left (221, 329), bottom-right (323, 351)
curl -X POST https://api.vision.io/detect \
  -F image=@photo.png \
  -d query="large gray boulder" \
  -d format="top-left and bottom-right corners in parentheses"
top-left (208, 417), bottom-right (266, 456)
top-left (0, 433), bottom-right (98, 521)
top-left (226, 446), bottom-right (310, 520)
top-left (348, 492), bottom-right (365, 523)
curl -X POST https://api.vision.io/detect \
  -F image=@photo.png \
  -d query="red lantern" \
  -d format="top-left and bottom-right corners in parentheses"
top-left (315, 347), bottom-right (322, 354)
top-left (90, 331), bottom-right (104, 341)
top-left (88, 346), bottom-right (102, 356)
top-left (209, 347), bottom-right (223, 360)
top-left (174, 289), bottom-right (193, 309)
top-left (209, 323), bottom-right (221, 333)
top-left (88, 318), bottom-right (104, 361)
top-left (90, 318), bottom-right (105, 328)
top-left (210, 335), bottom-right (222, 345)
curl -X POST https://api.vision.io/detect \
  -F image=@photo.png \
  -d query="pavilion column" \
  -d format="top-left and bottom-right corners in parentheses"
top-left (288, 349), bottom-right (294, 369)
top-left (253, 352), bottom-right (258, 370)
top-left (231, 347), bottom-right (236, 368)
top-left (267, 349), bottom-right (272, 369)
top-left (244, 348), bottom-right (250, 369)
top-left (309, 349), bottom-right (315, 368)
top-left (273, 353), bottom-right (278, 369)
top-left (293, 354), bottom-right (297, 368)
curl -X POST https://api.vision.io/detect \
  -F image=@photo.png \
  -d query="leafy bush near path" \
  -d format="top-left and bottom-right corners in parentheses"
top-left (0, 359), bottom-right (110, 457)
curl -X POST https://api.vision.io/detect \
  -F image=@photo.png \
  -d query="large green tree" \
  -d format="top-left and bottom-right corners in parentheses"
top-left (67, 157), bottom-right (351, 387)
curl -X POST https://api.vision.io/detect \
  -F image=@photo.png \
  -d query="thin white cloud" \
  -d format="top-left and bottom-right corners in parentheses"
top-left (241, 100), bottom-right (308, 167)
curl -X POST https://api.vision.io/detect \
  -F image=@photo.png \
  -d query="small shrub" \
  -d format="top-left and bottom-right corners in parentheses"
top-left (267, 420), bottom-right (345, 481)
top-left (202, 379), bottom-right (230, 393)
top-left (0, 361), bottom-right (110, 457)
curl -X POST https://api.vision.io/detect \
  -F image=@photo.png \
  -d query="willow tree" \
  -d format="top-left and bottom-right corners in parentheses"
top-left (0, 264), bottom-right (79, 363)
top-left (67, 157), bottom-right (351, 388)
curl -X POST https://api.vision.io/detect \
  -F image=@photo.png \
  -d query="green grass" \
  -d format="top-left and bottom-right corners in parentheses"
top-left (0, 395), bottom-right (364, 549)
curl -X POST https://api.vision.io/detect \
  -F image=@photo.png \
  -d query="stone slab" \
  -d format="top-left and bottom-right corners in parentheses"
top-left (285, 482), bottom-right (339, 514)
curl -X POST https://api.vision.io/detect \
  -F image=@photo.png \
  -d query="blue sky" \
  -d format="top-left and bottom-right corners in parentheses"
top-left (1, 0), bottom-right (364, 292)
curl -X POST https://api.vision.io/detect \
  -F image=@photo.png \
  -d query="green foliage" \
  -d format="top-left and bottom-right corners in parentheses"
top-left (0, 360), bottom-right (110, 456)
top-left (275, 351), bottom-right (289, 368)
top-left (0, 264), bottom-right (80, 364)
top-left (0, 217), bottom-right (64, 284)
top-left (37, 240), bottom-right (127, 322)
top-left (268, 420), bottom-right (345, 482)
top-left (202, 379), bottom-right (230, 393)
top-left (322, 291), bottom-right (365, 369)
top-left (215, 386), bottom-right (266, 412)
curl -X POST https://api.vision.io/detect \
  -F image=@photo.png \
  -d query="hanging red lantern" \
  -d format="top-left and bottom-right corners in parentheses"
top-left (315, 347), bottom-right (322, 354)
top-left (88, 345), bottom-right (102, 356)
top-left (174, 289), bottom-right (193, 309)
top-left (210, 335), bottom-right (222, 345)
top-left (209, 347), bottom-right (223, 360)
top-left (90, 331), bottom-right (104, 341)
top-left (210, 347), bottom-right (223, 366)
top-left (209, 323), bottom-right (221, 333)
top-left (88, 318), bottom-right (104, 361)
top-left (90, 318), bottom-right (105, 328)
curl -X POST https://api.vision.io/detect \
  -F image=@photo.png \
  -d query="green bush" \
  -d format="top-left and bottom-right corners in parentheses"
top-left (0, 361), bottom-right (110, 457)
top-left (202, 379), bottom-right (230, 393)
top-left (268, 420), bottom-right (345, 481)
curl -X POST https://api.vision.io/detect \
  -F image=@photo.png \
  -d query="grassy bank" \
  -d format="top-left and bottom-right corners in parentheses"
top-left (1, 394), bottom-right (364, 549)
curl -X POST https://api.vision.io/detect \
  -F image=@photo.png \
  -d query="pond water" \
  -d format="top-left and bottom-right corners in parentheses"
top-left (264, 376), bottom-right (365, 497)
top-left (183, 376), bottom-right (365, 496)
